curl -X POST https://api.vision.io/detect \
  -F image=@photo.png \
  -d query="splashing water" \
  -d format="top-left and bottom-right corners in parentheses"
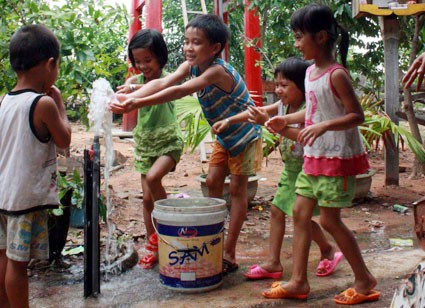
top-left (88, 78), bottom-right (117, 277)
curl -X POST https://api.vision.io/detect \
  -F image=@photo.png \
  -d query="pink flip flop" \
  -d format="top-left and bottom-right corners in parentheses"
top-left (316, 251), bottom-right (344, 277)
top-left (243, 264), bottom-right (283, 280)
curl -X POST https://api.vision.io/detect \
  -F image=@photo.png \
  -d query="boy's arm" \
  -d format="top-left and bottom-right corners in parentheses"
top-left (111, 62), bottom-right (224, 114)
top-left (36, 86), bottom-right (71, 149)
top-left (212, 102), bottom-right (279, 134)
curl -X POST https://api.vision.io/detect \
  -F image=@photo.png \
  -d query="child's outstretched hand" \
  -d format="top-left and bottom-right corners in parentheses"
top-left (265, 116), bottom-right (287, 135)
top-left (402, 52), bottom-right (425, 90)
top-left (248, 105), bottom-right (269, 125)
top-left (212, 119), bottom-right (230, 134)
top-left (109, 94), bottom-right (137, 114)
top-left (297, 122), bottom-right (327, 146)
top-left (116, 83), bottom-right (142, 94)
top-left (116, 84), bottom-right (131, 94)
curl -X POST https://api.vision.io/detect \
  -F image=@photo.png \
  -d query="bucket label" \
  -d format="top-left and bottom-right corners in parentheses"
top-left (157, 222), bottom-right (224, 289)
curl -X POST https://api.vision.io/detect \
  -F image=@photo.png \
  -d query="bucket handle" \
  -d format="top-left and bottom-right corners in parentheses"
top-left (151, 215), bottom-right (226, 252)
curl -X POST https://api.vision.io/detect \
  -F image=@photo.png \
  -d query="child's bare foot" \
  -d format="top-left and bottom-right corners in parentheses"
top-left (320, 245), bottom-right (337, 261)
top-left (243, 261), bottom-right (283, 280)
top-left (262, 280), bottom-right (310, 299)
top-left (259, 261), bottom-right (283, 274)
top-left (353, 274), bottom-right (378, 295)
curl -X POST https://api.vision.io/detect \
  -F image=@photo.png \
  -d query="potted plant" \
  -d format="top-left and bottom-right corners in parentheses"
top-left (58, 169), bottom-right (85, 228)
top-left (48, 184), bottom-right (71, 264)
top-left (355, 93), bottom-right (425, 198)
top-left (48, 169), bottom-right (84, 264)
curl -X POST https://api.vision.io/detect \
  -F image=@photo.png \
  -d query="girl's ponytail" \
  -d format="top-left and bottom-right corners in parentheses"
top-left (337, 24), bottom-right (349, 68)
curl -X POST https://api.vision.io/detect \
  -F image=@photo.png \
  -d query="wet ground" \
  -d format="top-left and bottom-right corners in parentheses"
top-left (29, 226), bottom-right (424, 307)
top-left (28, 124), bottom-right (425, 307)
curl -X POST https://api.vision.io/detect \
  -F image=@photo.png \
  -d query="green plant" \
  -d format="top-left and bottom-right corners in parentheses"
top-left (175, 96), bottom-right (213, 153)
top-left (359, 93), bottom-right (425, 162)
top-left (54, 169), bottom-right (107, 222)
top-left (53, 169), bottom-right (84, 217)
top-left (0, 0), bottom-right (128, 126)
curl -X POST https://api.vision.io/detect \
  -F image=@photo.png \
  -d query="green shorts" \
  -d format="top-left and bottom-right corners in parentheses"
top-left (0, 211), bottom-right (49, 262)
top-left (295, 171), bottom-right (356, 208)
top-left (272, 167), bottom-right (319, 216)
top-left (135, 150), bottom-right (182, 175)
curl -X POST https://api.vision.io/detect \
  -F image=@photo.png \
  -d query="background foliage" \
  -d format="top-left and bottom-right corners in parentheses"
top-left (0, 0), bottom-right (129, 125)
top-left (1, 1), bottom-right (423, 158)
top-left (1, 0), bottom-right (422, 115)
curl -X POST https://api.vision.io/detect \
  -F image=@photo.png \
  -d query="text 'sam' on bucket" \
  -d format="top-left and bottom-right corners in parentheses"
top-left (152, 197), bottom-right (228, 292)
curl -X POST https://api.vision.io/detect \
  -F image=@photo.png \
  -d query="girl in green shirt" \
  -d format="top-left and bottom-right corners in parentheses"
top-left (117, 29), bottom-right (184, 269)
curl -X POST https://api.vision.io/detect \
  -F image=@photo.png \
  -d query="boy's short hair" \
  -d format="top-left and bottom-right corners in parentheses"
top-left (186, 14), bottom-right (229, 56)
top-left (128, 29), bottom-right (168, 69)
top-left (9, 24), bottom-right (60, 72)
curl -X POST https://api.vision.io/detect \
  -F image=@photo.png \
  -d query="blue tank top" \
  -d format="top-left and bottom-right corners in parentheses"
top-left (190, 58), bottom-right (261, 156)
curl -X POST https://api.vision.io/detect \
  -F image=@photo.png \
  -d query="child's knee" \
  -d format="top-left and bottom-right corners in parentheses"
top-left (145, 172), bottom-right (162, 187)
top-left (270, 206), bottom-right (285, 220)
top-left (206, 176), bottom-right (223, 192)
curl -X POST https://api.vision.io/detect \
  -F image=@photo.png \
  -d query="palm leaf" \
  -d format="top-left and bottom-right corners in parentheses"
top-left (359, 94), bottom-right (425, 162)
top-left (175, 96), bottom-right (214, 152)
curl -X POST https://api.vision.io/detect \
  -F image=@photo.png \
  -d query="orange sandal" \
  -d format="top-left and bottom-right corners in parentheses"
top-left (262, 282), bottom-right (308, 299)
top-left (334, 288), bottom-right (380, 305)
top-left (138, 233), bottom-right (158, 270)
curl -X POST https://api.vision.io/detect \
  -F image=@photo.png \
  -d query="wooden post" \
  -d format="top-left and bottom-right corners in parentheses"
top-left (380, 16), bottom-right (400, 185)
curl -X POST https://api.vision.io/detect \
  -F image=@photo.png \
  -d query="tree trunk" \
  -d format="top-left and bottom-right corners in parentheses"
top-left (403, 15), bottom-right (425, 178)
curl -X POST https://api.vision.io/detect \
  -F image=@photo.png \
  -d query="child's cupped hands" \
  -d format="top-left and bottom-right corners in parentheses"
top-left (265, 116), bottom-right (287, 135)
top-left (247, 105), bottom-right (268, 125)
top-left (108, 94), bottom-right (136, 114)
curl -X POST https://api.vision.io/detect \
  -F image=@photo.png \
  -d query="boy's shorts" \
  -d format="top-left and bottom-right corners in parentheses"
top-left (135, 149), bottom-right (182, 175)
top-left (0, 210), bottom-right (49, 262)
top-left (295, 171), bottom-right (356, 208)
top-left (209, 138), bottom-right (262, 176)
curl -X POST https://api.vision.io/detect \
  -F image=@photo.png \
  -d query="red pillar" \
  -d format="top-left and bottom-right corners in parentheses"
top-left (122, 0), bottom-right (163, 131)
top-left (146, 0), bottom-right (162, 31)
top-left (122, 0), bottom-right (144, 131)
top-left (244, 1), bottom-right (262, 106)
top-left (214, 0), bottom-right (229, 61)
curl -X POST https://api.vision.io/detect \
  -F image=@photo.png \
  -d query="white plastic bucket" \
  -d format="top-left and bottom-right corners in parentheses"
top-left (152, 197), bottom-right (228, 292)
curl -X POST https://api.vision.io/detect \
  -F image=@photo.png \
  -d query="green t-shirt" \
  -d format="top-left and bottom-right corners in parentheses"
top-left (132, 72), bottom-right (185, 159)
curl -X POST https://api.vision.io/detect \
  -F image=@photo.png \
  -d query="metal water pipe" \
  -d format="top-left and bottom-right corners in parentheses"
top-left (84, 136), bottom-right (101, 297)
